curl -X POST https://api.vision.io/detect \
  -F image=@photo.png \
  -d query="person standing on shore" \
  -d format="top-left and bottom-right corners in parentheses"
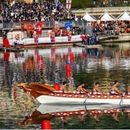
top-left (3, 35), bottom-right (10, 48)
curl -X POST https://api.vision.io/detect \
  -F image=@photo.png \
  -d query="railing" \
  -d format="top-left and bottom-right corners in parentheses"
top-left (2, 20), bottom-right (82, 31)
top-left (8, 35), bottom-right (82, 45)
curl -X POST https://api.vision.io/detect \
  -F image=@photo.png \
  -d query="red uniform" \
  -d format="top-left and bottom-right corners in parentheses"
top-left (3, 38), bottom-right (10, 48)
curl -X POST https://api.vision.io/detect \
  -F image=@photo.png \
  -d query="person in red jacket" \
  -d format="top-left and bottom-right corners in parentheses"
top-left (3, 35), bottom-right (10, 48)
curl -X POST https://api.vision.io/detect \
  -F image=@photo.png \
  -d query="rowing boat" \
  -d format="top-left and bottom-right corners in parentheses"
top-left (17, 82), bottom-right (130, 105)
top-left (36, 93), bottom-right (130, 105)
top-left (37, 104), bottom-right (121, 114)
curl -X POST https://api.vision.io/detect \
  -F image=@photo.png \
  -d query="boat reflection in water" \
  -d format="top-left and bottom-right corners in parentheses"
top-left (19, 104), bottom-right (130, 129)
top-left (2, 45), bottom-right (130, 129)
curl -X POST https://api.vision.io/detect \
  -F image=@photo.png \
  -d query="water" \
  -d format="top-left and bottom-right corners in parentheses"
top-left (1, 43), bottom-right (130, 129)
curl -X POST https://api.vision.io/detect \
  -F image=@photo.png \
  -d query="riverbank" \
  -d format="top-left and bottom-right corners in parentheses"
top-left (100, 33), bottom-right (130, 44)
top-left (1, 33), bottom-right (130, 48)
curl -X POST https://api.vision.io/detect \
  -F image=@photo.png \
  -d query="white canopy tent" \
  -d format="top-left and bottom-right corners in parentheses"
top-left (118, 12), bottom-right (130, 21)
top-left (83, 13), bottom-right (97, 22)
top-left (100, 12), bottom-right (115, 21)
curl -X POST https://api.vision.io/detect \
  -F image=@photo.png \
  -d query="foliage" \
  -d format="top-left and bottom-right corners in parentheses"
top-left (60, 0), bottom-right (93, 8)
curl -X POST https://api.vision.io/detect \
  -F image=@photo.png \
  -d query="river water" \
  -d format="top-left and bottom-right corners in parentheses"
top-left (1, 43), bottom-right (130, 129)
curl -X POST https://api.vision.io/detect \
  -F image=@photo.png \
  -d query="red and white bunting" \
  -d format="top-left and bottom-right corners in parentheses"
top-left (66, 0), bottom-right (72, 10)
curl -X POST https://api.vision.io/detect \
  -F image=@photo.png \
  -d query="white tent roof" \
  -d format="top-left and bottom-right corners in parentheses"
top-left (118, 12), bottom-right (130, 21)
top-left (100, 12), bottom-right (115, 21)
top-left (83, 13), bottom-right (96, 21)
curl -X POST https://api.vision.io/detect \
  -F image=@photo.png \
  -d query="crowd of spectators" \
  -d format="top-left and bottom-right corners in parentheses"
top-left (1, 1), bottom-right (75, 26)
top-left (91, 21), bottom-right (130, 36)
top-left (1, 0), bottom-right (130, 41)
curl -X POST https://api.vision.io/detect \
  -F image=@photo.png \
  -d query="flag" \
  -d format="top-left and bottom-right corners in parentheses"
top-left (66, 0), bottom-right (72, 10)
top-left (55, 0), bottom-right (59, 5)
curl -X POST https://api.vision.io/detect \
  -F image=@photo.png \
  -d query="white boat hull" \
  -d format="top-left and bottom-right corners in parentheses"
top-left (37, 104), bottom-right (120, 114)
top-left (36, 95), bottom-right (130, 105)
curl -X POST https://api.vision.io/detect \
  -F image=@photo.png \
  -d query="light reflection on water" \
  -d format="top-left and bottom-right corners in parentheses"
top-left (1, 44), bottom-right (130, 128)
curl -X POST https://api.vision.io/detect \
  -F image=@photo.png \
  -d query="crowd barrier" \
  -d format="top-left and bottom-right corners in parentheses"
top-left (9, 35), bottom-right (82, 45)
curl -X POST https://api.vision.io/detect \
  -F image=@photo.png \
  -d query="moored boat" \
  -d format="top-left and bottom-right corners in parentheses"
top-left (17, 82), bottom-right (130, 105)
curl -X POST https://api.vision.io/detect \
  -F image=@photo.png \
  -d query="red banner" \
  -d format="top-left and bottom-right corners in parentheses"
top-left (66, 0), bottom-right (72, 10)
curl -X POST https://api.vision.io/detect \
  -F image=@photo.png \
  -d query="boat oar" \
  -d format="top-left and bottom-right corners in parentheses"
top-left (83, 92), bottom-right (90, 105)
top-left (119, 93), bottom-right (124, 106)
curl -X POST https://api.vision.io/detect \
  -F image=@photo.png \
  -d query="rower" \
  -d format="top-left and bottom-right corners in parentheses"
top-left (110, 80), bottom-right (123, 95)
top-left (60, 81), bottom-right (67, 93)
top-left (77, 83), bottom-right (89, 93)
top-left (126, 86), bottom-right (130, 95)
top-left (92, 82), bottom-right (102, 95)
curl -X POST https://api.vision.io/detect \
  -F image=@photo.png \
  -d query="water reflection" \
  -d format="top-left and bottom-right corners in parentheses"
top-left (1, 44), bottom-right (130, 128)
top-left (1, 45), bottom-right (130, 88)
top-left (1, 45), bottom-right (130, 89)
top-left (19, 104), bottom-right (130, 129)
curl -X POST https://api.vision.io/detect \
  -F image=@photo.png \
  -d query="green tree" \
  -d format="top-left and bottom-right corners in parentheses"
top-left (60, 0), bottom-right (93, 8)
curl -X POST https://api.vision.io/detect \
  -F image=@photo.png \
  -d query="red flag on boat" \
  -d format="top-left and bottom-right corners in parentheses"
top-left (66, 0), bottom-right (72, 10)
top-left (66, 63), bottom-right (72, 78)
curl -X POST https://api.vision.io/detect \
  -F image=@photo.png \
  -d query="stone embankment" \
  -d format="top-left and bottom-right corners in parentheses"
top-left (101, 33), bottom-right (130, 43)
